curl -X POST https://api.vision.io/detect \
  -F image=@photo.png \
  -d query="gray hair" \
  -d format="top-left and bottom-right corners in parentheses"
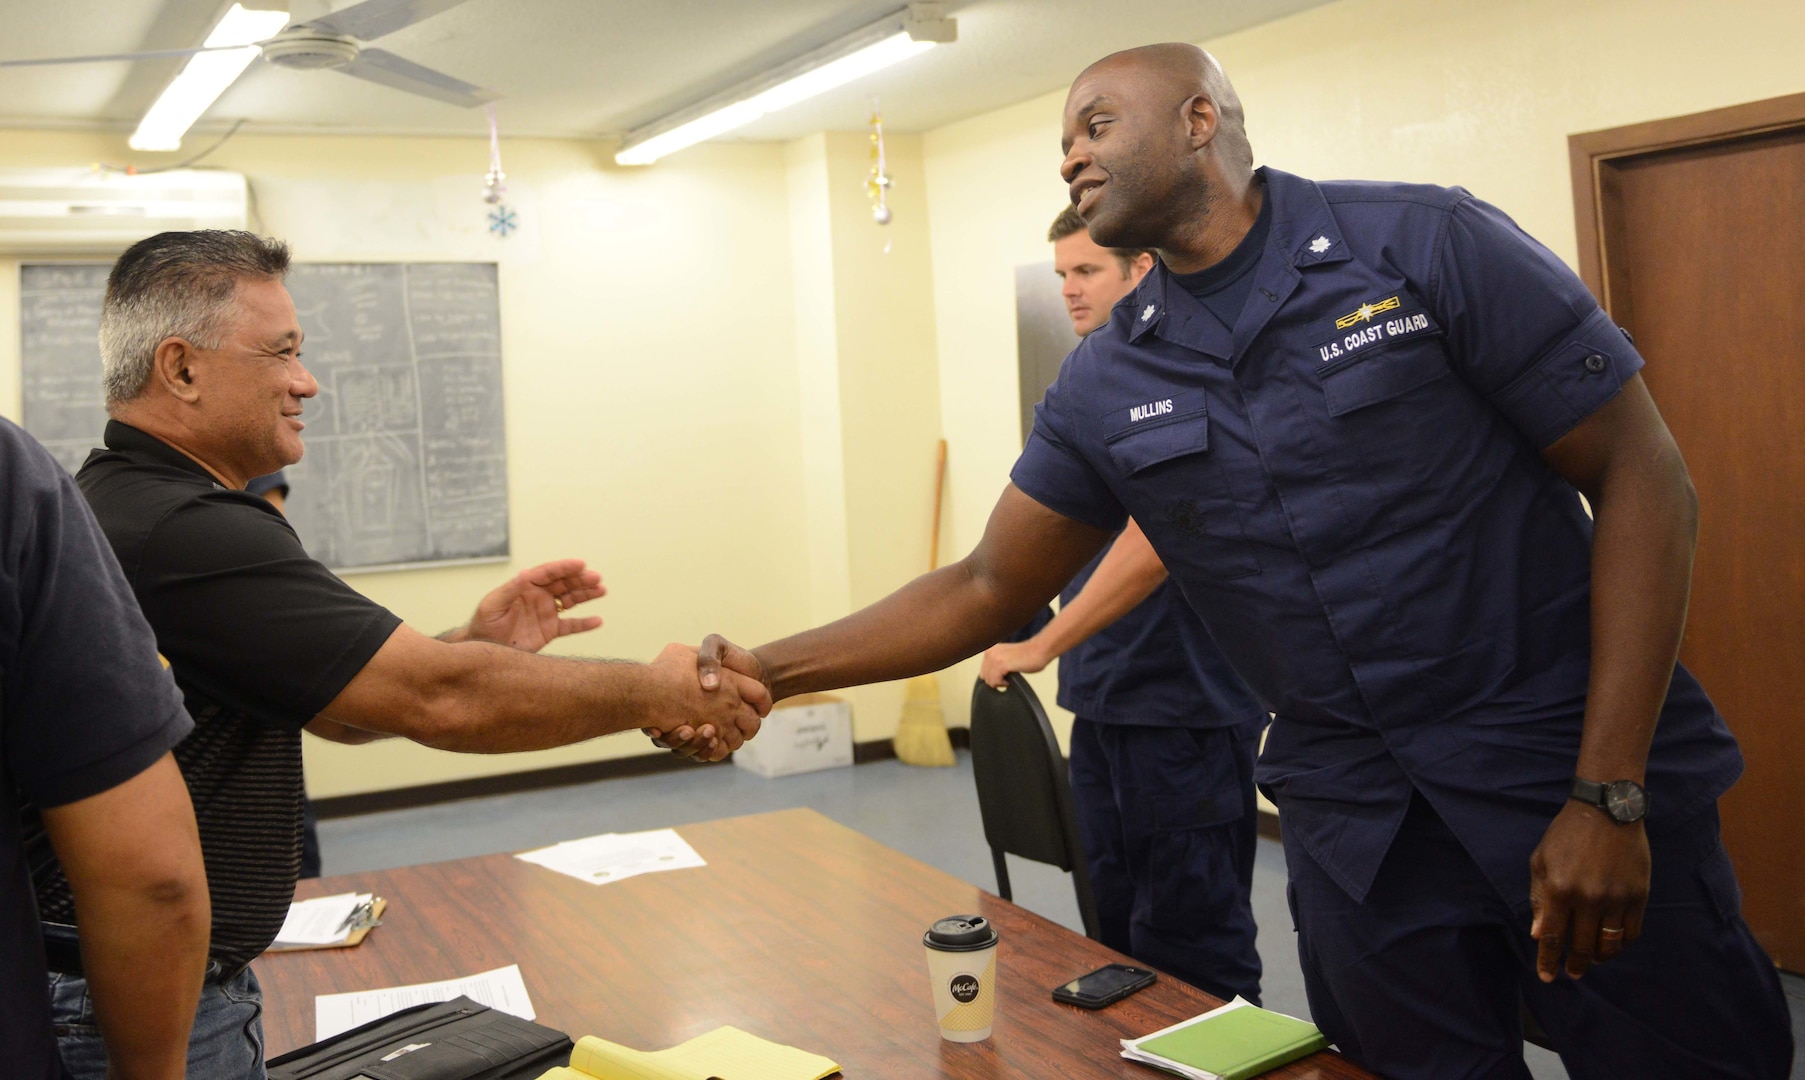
top-left (99, 230), bottom-right (290, 405)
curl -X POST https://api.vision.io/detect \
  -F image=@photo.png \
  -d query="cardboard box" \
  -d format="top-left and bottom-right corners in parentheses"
top-left (732, 693), bottom-right (853, 778)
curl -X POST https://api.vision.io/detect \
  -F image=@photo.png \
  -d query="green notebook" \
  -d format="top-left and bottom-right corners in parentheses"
top-left (1121, 997), bottom-right (1329, 1080)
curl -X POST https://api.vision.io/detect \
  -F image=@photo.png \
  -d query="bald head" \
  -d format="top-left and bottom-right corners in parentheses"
top-left (1059, 43), bottom-right (1257, 257)
top-left (1078, 44), bottom-right (1252, 173)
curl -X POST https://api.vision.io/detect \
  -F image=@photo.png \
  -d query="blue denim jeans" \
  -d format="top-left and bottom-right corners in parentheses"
top-left (48, 964), bottom-right (266, 1080)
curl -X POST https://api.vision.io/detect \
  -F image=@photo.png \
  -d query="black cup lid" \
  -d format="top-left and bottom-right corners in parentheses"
top-left (924, 915), bottom-right (998, 951)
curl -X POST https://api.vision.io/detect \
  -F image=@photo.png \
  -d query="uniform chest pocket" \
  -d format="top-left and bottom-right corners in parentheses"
top-left (1318, 335), bottom-right (1451, 416)
top-left (1103, 404), bottom-right (1210, 472)
top-left (1101, 396), bottom-right (1261, 580)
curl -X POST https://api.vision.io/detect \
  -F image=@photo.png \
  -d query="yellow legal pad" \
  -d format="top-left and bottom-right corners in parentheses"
top-left (537, 1028), bottom-right (840, 1080)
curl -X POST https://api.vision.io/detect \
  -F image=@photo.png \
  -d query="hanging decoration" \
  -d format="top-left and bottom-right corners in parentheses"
top-left (865, 100), bottom-right (893, 227)
top-left (487, 204), bottom-right (518, 237)
top-left (483, 102), bottom-right (516, 238)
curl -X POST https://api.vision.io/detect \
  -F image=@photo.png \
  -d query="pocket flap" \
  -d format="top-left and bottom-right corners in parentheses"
top-left (1104, 391), bottom-right (1209, 475)
top-left (1320, 343), bottom-right (1448, 417)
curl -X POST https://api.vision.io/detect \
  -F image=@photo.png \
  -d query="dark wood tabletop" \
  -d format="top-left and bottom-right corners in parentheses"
top-left (257, 807), bottom-right (1372, 1078)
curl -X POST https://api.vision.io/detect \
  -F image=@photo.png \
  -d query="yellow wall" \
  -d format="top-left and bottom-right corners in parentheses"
top-left (919, 0), bottom-right (1805, 742)
top-left (781, 129), bottom-right (946, 738)
top-left (8, 0), bottom-right (1801, 793)
top-left (0, 129), bottom-right (822, 798)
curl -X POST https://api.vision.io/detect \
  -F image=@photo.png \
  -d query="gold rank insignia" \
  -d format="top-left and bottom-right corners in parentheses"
top-left (1335, 295), bottom-right (1402, 329)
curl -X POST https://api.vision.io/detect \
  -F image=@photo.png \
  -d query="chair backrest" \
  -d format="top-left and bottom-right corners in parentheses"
top-left (968, 673), bottom-right (1100, 939)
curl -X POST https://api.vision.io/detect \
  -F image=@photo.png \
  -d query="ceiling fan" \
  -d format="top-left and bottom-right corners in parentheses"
top-left (0, 0), bottom-right (497, 109)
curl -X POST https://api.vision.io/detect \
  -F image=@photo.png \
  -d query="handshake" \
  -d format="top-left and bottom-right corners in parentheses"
top-left (640, 634), bottom-right (771, 763)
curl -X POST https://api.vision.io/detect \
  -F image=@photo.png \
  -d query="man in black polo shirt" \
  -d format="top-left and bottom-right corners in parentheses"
top-left (2, 417), bottom-right (210, 1080)
top-left (44, 230), bottom-right (768, 1079)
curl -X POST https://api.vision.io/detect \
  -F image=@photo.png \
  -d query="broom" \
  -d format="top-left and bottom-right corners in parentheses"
top-left (893, 438), bottom-right (957, 767)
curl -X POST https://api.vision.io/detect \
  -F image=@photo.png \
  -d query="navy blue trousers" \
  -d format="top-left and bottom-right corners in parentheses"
top-left (1067, 719), bottom-right (1263, 1004)
top-left (1285, 792), bottom-right (1794, 1079)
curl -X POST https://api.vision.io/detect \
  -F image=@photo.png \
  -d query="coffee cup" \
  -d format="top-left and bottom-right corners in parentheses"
top-left (923, 914), bottom-right (1000, 1042)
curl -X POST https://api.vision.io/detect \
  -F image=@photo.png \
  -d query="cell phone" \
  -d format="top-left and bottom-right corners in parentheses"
top-left (1051, 963), bottom-right (1158, 1009)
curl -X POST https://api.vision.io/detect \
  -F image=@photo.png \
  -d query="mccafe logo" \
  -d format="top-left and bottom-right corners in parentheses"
top-left (949, 974), bottom-right (981, 1004)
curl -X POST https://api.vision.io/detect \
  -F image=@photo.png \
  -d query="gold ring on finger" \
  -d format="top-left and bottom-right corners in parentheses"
top-left (554, 597), bottom-right (564, 612)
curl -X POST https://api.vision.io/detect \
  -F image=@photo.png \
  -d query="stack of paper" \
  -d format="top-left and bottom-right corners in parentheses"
top-left (516, 828), bottom-right (705, 886)
top-left (273, 892), bottom-right (372, 948)
top-left (536, 1028), bottom-right (839, 1080)
top-left (1121, 997), bottom-right (1329, 1080)
top-left (314, 963), bottom-right (536, 1041)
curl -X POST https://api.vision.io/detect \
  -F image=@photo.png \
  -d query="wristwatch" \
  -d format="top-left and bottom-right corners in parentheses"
top-left (1570, 777), bottom-right (1649, 823)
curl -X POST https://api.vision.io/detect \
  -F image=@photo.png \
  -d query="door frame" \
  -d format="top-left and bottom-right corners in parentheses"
top-left (1569, 91), bottom-right (1805, 311)
top-left (1570, 94), bottom-right (1805, 972)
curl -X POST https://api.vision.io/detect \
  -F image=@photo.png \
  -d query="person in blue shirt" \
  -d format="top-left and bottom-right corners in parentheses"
top-left (978, 206), bottom-right (1267, 1005)
top-left (678, 43), bottom-right (1793, 1078)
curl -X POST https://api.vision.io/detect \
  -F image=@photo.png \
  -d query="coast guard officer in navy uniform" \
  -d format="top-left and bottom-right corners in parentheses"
top-left (688, 43), bottom-right (1793, 1078)
top-left (979, 205), bottom-right (1267, 1006)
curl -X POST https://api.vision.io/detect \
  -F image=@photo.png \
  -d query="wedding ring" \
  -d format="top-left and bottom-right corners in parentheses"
top-left (553, 597), bottom-right (564, 612)
top-left (1600, 925), bottom-right (1624, 938)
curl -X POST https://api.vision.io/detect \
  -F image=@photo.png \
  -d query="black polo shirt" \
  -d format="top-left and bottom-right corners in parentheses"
top-left (36, 421), bottom-right (401, 972)
top-left (2, 418), bottom-right (192, 1080)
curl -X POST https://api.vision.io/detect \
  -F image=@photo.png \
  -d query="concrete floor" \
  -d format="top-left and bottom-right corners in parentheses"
top-left (319, 751), bottom-right (1802, 1079)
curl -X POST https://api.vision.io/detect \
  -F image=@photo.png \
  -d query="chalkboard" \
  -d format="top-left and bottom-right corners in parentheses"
top-left (20, 264), bottom-right (113, 474)
top-left (18, 262), bottom-right (510, 571)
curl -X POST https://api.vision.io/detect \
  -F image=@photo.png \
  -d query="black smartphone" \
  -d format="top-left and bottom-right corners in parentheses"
top-left (1051, 963), bottom-right (1158, 1009)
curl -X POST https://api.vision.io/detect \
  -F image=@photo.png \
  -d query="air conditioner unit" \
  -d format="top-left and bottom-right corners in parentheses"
top-left (0, 168), bottom-right (248, 254)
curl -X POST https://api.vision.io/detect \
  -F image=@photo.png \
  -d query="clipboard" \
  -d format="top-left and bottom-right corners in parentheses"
top-left (266, 896), bottom-right (387, 953)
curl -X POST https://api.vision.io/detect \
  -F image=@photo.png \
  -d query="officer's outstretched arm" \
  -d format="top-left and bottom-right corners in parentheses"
top-left (1527, 372), bottom-right (1693, 982)
top-left (979, 517), bottom-right (1167, 687)
top-left (698, 484), bottom-right (1111, 705)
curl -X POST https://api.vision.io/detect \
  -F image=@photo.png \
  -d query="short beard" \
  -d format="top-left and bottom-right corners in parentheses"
top-left (1089, 155), bottom-right (1212, 252)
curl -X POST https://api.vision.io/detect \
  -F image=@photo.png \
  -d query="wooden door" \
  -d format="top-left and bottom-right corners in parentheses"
top-left (1573, 96), bottom-right (1805, 972)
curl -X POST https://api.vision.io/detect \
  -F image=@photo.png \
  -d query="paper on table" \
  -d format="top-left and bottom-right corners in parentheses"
top-left (516, 828), bottom-right (705, 886)
top-left (274, 892), bottom-right (368, 947)
top-left (314, 964), bottom-right (534, 1042)
top-left (543, 1028), bottom-right (840, 1080)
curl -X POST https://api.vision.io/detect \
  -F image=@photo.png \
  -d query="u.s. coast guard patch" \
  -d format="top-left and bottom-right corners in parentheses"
top-left (1313, 295), bottom-right (1440, 364)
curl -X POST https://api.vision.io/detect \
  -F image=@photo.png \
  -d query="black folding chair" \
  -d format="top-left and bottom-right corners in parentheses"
top-left (968, 673), bottom-right (1101, 940)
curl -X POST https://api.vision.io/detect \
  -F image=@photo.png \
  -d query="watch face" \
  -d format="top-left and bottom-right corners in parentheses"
top-left (1604, 781), bottom-right (1648, 822)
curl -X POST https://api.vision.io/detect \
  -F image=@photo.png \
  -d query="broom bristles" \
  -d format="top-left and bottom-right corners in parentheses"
top-left (894, 673), bottom-right (955, 767)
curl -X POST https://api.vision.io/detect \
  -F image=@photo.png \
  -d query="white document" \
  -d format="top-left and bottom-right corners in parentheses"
top-left (314, 964), bottom-right (535, 1042)
top-left (273, 892), bottom-right (369, 947)
top-left (515, 828), bottom-right (705, 885)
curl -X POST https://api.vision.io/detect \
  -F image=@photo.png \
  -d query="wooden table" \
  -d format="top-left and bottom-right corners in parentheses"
top-left (258, 808), bottom-right (1371, 1078)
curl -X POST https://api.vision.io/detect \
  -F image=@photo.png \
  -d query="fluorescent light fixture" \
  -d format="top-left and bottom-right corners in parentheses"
top-left (129, 4), bottom-right (290, 151)
top-left (616, 3), bottom-right (955, 166)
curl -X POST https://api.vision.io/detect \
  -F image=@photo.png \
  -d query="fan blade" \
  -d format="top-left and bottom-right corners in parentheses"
top-left (0, 45), bottom-right (235, 68)
top-left (309, 0), bottom-right (477, 42)
top-left (339, 47), bottom-right (495, 107)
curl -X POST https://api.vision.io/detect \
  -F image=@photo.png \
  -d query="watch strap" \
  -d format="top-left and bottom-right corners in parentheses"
top-left (1570, 777), bottom-right (1608, 806)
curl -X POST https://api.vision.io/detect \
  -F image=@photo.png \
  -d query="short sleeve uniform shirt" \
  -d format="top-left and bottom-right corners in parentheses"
top-left (44, 421), bottom-right (401, 971)
top-left (1012, 168), bottom-right (1742, 905)
top-left (1, 418), bottom-right (192, 1080)
top-left (1055, 544), bottom-right (1265, 732)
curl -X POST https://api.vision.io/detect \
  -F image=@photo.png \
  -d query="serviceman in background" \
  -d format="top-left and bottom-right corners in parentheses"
top-left (979, 206), bottom-right (1266, 1005)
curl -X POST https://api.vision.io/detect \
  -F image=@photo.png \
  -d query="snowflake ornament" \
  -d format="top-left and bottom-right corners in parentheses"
top-left (488, 204), bottom-right (518, 238)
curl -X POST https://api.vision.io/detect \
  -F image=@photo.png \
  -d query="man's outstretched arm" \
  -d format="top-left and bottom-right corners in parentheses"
top-left (41, 753), bottom-right (209, 1080)
top-left (979, 517), bottom-right (1167, 687)
top-left (318, 634), bottom-right (768, 761)
top-left (309, 559), bottom-right (610, 748)
top-left (696, 484), bottom-right (1111, 707)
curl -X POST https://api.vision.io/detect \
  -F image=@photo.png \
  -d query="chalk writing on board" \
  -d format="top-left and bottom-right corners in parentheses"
top-left (17, 261), bottom-right (509, 570)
